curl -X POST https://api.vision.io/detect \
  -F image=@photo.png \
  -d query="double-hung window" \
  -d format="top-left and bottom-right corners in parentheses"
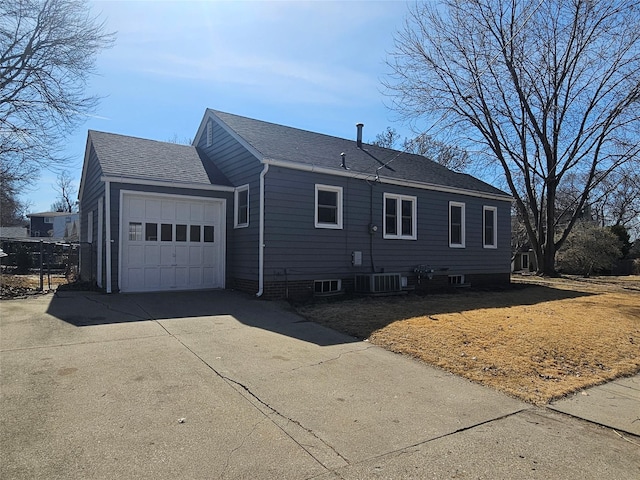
top-left (483, 206), bottom-right (497, 248)
top-left (235, 185), bottom-right (249, 228)
top-left (449, 201), bottom-right (465, 248)
top-left (383, 193), bottom-right (417, 240)
top-left (315, 184), bottom-right (343, 229)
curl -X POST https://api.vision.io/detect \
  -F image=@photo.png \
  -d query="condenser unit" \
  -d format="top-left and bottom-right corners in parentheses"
top-left (354, 273), bottom-right (402, 294)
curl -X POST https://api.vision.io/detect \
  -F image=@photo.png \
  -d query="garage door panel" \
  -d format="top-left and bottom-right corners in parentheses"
top-left (144, 268), bottom-right (160, 288)
top-left (190, 204), bottom-right (204, 222)
top-left (145, 199), bottom-right (161, 219)
top-left (160, 245), bottom-right (174, 266)
top-left (129, 198), bottom-right (145, 219)
top-left (175, 267), bottom-right (188, 287)
top-left (145, 245), bottom-right (160, 264)
top-left (161, 200), bottom-right (176, 221)
top-left (128, 245), bottom-right (144, 266)
top-left (175, 246), bottom-right (188, 264)
top-left (122, 193), bottom-right (225, 293)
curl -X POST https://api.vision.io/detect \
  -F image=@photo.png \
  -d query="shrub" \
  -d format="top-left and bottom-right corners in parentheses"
top-left (557, 222), bottom-right (622, 276)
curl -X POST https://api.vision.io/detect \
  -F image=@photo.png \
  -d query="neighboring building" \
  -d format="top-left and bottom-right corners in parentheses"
top-left (78, 109), bottom-right (513, 297)
top-left (27, 212), bottom-right (79, 241)
top-left (512, 249), bottom-right (537, 273)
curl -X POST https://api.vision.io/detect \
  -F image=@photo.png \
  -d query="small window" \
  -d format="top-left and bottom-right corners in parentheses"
top-left (522, 253), bottom-right (529, 270)
top-left (315, 184), bottom-right (343, 229)
top-left (176, 224), bottom-right (187, 242)
top-left (145, 223), bottom-right (158, 241)
top-left (383, 193), bottom-right (417, 240)
top-left (235, 185), bottom-right (249, 228)
top-left (129, 222), bottom-right (142, 241)
top-left (449, 202), bottom-right (465, 248)
top-left (314, 279), bottom-right (341, 295)
top-left (190, 225), bottom-right (201, 242)
top-left (204, 225), bottom-right (214, 242)
top-left (483, 206), bottom-right (497, 248)
top-left (448, 275), bottom-right (465, 285)
top-left (44, 217), bottom-right (54, 223)
top-left (161, 223), bottom-right (173, 242)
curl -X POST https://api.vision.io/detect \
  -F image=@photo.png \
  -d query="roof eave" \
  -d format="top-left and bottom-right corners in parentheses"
top-left (263, 158), bottom-right (512, 201)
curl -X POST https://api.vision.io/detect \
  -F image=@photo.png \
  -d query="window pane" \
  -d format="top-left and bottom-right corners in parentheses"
top-left (190, 225), bottom-right (201, 242)
top-left (129, 222), bottom-right (142, 241)
top-left (401, 200), bottom-right (413, 236)
top-left (237, 189), bottom-right (248, 225)
top-left (451, 206), bottom-right (461, 225)
top-left (484, 210), bottom-right (495, 245)
top-left (385, 198), bottom-right (397, 235)
top-left (318, 206), bottom-right (337, 224)
top-left (204, 225), bottom-right (214, 242)
top-left (317, 190), bottom-right (337, 207)
top-left (317, 189), bottom-right (338, 225)
top-left (451, 205), bottom-right (462, 244)
top-left (176, 224), bottom-right (187, 242)
top-left (161, 223), bottom-right (172, 241)
top-left (145, 223), bottom-right (157, 241)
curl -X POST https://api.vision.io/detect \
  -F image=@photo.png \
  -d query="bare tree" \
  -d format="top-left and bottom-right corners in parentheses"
top-left (50, 169), bottom-right (76, 212)
top-left (371, 127), bottom-right (471, 171)
top-left (0, 0), bottom-right (115, 190)
top-left (385, 0), bottom-right (640, 275)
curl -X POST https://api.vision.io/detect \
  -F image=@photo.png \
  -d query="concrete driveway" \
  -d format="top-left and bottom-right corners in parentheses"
top-left (1, 290), bottom-right (638, 479)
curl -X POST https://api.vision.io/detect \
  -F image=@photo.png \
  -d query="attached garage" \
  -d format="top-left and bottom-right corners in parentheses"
top-left (119, 192), bottom-right (226, 293)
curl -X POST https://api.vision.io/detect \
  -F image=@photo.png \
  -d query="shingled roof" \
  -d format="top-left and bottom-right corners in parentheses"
top-left (89, 130), bottom-right (231, 187)
top-left (210, 109), bottom-right (510, 199)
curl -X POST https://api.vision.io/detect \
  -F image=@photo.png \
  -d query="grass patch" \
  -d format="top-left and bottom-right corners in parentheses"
top-left (297, 276), bottom-right (640, 404)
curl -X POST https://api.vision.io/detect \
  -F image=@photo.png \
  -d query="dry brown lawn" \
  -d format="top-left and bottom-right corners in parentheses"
top-left (297, 275), bottom-right (640, 404)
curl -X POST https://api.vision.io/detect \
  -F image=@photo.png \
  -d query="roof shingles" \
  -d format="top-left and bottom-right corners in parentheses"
top-left (210, 110), bottom-right (509, 198)
top-left (89, 130), bottom-right (231, 187)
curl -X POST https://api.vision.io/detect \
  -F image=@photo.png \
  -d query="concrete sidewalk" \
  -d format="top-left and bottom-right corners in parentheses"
top-left (1, 290), bottom-right (638, 479)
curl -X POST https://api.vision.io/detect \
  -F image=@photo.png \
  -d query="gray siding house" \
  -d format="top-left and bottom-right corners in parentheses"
top-left (78, 109), bottom-right (513, 297)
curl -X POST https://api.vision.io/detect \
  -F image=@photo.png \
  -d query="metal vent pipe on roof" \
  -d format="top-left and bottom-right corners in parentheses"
top-left (356, 123), bottom-right (364, 148)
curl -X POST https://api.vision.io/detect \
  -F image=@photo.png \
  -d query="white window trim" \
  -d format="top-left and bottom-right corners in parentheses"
top-left (234, 184), bottom-right (249, 228)
top-left (383, 193), bottom-right (417, 240)
top-left (315, 184), bottom-right (343, 229)
top-left (449, 201), bottom-right (466, 248)
top-left (483, 206), bottom-right (498, 248)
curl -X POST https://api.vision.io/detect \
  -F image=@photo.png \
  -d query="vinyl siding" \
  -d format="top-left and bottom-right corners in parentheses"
top-left (262, 167), bottom-right (511, 284)
top-left (197, 119), bottom-right (264, 283)
top-left (78, 144), bottom-right (105, 284)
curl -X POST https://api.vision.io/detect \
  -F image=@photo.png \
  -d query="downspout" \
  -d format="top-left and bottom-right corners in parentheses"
top-left (105, 180), bottom-right (112, 293)
top-left (256, 163), bottom-right (269, 297)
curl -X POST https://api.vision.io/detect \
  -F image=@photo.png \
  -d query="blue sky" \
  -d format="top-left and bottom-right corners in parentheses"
top-left (26, 0), bottom-right (418, 213)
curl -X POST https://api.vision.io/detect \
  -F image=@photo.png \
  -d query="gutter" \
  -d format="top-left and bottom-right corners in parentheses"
top-left (263, 158), bottom-right (512, 202)
top-left (256, 163), bottom-right (269, 297)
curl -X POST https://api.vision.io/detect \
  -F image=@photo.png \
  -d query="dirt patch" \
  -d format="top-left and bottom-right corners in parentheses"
top-left (297, 276), bottom-right (640, 404)
top-left (0, 274), bottom-right (69, 298)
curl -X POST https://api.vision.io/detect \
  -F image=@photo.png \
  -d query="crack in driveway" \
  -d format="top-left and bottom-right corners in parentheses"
top-left (141, 309), bottom-right (349, 472)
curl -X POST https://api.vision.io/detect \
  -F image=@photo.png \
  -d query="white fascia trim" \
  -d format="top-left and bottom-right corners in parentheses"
top-left (263, 159), bottom-right (512, 202)
top-left (78, 133), bottom-right (93, 201)
top-left (101, 175), bottom-right (235, 192)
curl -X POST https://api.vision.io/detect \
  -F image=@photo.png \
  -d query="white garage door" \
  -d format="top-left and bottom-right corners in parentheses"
top-left (120, 193), bottom-right (225, 293)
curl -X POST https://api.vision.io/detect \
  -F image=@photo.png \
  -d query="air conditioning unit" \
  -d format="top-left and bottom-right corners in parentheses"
top-left (354, 273), bottom-right (402, 294)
